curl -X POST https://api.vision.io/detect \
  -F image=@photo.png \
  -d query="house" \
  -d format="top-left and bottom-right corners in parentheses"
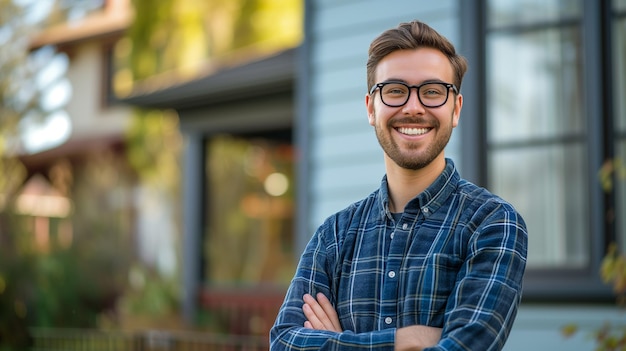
top-left (301, 1), bottom-right (625, 350)
top-left (19, 0), bottom-right (185, 324)
top-left (15, 0), bottom-right (136, 251)
top-left (13, 0), bottom-right (161, 320)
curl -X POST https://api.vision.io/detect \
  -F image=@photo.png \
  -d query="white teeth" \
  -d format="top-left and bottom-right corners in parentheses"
top-left (397, 127), bottom-right (430, 135)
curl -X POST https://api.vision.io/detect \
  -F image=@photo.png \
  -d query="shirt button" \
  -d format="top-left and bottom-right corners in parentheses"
top-left (423, 208), bottom-right (429, 214)
top-left (390, 232), bottom-right (395, 239)
top-left (385, 317), bottom-right (393, 325)
top-left (402, 223), bottom-right (408, 230)
top-left (388, 271), bottom-right (396, 278)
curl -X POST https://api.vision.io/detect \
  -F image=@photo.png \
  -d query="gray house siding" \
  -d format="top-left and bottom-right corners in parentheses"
top-left (305, 0), bottom-right (463, 236)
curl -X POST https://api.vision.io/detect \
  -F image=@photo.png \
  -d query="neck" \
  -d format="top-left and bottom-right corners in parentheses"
top-left (385, 154), bottom-right (446, 213)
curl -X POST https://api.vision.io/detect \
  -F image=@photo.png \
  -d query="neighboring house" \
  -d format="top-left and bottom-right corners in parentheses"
top-left (21, 0), bottom-right (181, 302)
top-left (17, 0), bottom-right (138, 287)
top-left (25, 0), bottom-right (132, 158)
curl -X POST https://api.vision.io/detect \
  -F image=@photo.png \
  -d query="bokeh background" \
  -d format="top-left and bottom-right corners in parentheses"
top-left (1, 1), bottom-right (625, 351)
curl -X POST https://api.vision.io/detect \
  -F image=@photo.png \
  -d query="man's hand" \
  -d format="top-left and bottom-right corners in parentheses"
top-left (302, 293), bottom-right (342, 332)
top-left (395, 325), bottom-right (442, 351)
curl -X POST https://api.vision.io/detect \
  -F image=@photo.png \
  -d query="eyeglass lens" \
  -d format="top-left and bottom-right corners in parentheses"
top-left (379, 82), bottom-right (450, 107)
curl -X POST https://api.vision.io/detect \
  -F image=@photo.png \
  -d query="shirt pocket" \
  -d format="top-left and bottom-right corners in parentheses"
top-left (404, 253), bottom-right (463, 325)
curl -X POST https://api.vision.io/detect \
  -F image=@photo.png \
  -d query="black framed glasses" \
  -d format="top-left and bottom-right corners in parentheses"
top-left (369, 81), bottom-right (458, 108)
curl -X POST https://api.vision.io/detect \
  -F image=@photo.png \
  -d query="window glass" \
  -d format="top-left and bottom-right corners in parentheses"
top-left (204, 134), bottom-right (295, 287)
top-left (487, 27), bottom-right (583, 143)
top-left (488, 0), bottom-right (580, 27)
top-left (489, 145), bottom-right (588, 268)
top-left (486, 0), bottom-right (586, 269)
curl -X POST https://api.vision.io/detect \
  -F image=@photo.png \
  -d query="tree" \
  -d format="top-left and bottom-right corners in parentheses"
top-left (0, 1), bottom-right (45, 348)
top-left (1, 1), bottom-right (135, 348)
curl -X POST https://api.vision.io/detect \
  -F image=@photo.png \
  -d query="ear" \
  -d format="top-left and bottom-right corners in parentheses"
top-left (366, 93), bottom-right (375, 126)
top-left (452, 93), bottom-right (463, 128)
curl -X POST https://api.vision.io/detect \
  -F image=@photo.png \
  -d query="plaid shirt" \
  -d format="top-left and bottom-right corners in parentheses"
top-left (270, 159), bottom-right (528, 351)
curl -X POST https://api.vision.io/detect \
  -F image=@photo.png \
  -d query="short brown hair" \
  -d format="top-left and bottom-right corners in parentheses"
top-left (366, 20), bottom-right (468, 93)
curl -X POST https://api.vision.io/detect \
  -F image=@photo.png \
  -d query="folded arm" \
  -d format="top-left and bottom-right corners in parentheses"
top-left (303, 292), bottom-right (442, 351)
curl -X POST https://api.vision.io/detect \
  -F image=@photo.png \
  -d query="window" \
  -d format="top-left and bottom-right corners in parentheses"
top-left (204, 131), bottom-right (295, 288)
top-left (486, 0), bottom-right (587, 269)
top-left (471, 0), bottom-right (624, 299)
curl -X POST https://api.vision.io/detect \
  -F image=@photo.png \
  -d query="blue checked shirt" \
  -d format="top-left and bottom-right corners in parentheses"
top-left (270, 159), bottom-right (528, 350)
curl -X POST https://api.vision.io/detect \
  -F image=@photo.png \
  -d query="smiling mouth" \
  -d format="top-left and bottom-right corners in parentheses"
top-left (397, 127), bottom-right (431, 136)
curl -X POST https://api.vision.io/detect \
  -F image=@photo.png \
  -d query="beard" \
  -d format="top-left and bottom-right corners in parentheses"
top-left (374, 114), bottom-right (453, 170)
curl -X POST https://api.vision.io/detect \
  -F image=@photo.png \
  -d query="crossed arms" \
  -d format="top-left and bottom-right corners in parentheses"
top-left (303, 292), bottom-right (442, 351)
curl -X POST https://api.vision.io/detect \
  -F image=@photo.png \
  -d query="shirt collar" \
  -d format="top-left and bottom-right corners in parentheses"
top-left (378, 158), bottom-right (460, 218)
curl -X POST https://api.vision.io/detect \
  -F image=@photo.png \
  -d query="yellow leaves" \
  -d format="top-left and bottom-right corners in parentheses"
top-left (598, 158), bottom-right (626, 193)
top-left (562, 323), bottom-right (579, 338)
top-left (601, 243), bottom-right (626, 305)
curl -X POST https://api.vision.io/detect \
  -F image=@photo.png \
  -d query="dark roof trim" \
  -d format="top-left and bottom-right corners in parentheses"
top-left (122, 48), bottom-right (296, 110)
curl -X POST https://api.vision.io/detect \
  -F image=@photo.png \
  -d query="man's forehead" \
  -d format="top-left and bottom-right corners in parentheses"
top-left (376, 48), bottom-right (454, 82)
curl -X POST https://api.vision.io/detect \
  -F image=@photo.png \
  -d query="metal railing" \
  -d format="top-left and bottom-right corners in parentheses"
top-left (30, 328), bottom-right (269, 351)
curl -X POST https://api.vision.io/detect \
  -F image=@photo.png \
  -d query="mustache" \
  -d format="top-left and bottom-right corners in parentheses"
top-left (388, 116), bottom-right (438, 126)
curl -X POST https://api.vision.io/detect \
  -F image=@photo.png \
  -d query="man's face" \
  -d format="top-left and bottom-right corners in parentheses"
top-left (366, 48), bottom-right (462, 170)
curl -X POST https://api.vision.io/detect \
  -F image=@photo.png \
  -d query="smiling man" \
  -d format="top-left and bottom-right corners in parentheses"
top-left (270, 20), bottom-right (528, 351)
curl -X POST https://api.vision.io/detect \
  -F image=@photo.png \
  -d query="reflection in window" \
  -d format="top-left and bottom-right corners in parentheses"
top-left (487, 28), bottom-right (582, 143)
top-left (490, 145), bottom-right (587, 268)
top-left (488, 0), bottom-right (580, 28)
top-left (204, 134), bottom-right (295, 287)
top-left (486, 0), bottom-right (587, 269)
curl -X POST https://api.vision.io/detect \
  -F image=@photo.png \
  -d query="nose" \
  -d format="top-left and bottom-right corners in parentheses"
top-left (402, 87), bottom-right (426, 114)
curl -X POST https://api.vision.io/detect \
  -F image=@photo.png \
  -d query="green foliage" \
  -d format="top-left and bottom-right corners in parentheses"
top-left (0, 0), bottom-right (32, 128)
top-left (0, 214), bottom-right (129, 349)
top-left (119, 265), bottom-right (179, 318)
top-left (125, 0), bottom-right (302, 83)
top-left (125, 109), bottom-right (182, 192)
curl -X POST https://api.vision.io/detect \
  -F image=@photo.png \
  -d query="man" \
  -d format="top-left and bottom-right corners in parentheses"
top-left (270, 20), bottom-right (528, 351)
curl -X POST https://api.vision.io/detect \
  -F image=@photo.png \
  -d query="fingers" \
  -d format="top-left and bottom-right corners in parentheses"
top-left (315, 293), bottom-right (342, 331)
top-left (302, 293), bottom-right (342, 332)
top-left (302, 294), bottom-right (328, 330)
